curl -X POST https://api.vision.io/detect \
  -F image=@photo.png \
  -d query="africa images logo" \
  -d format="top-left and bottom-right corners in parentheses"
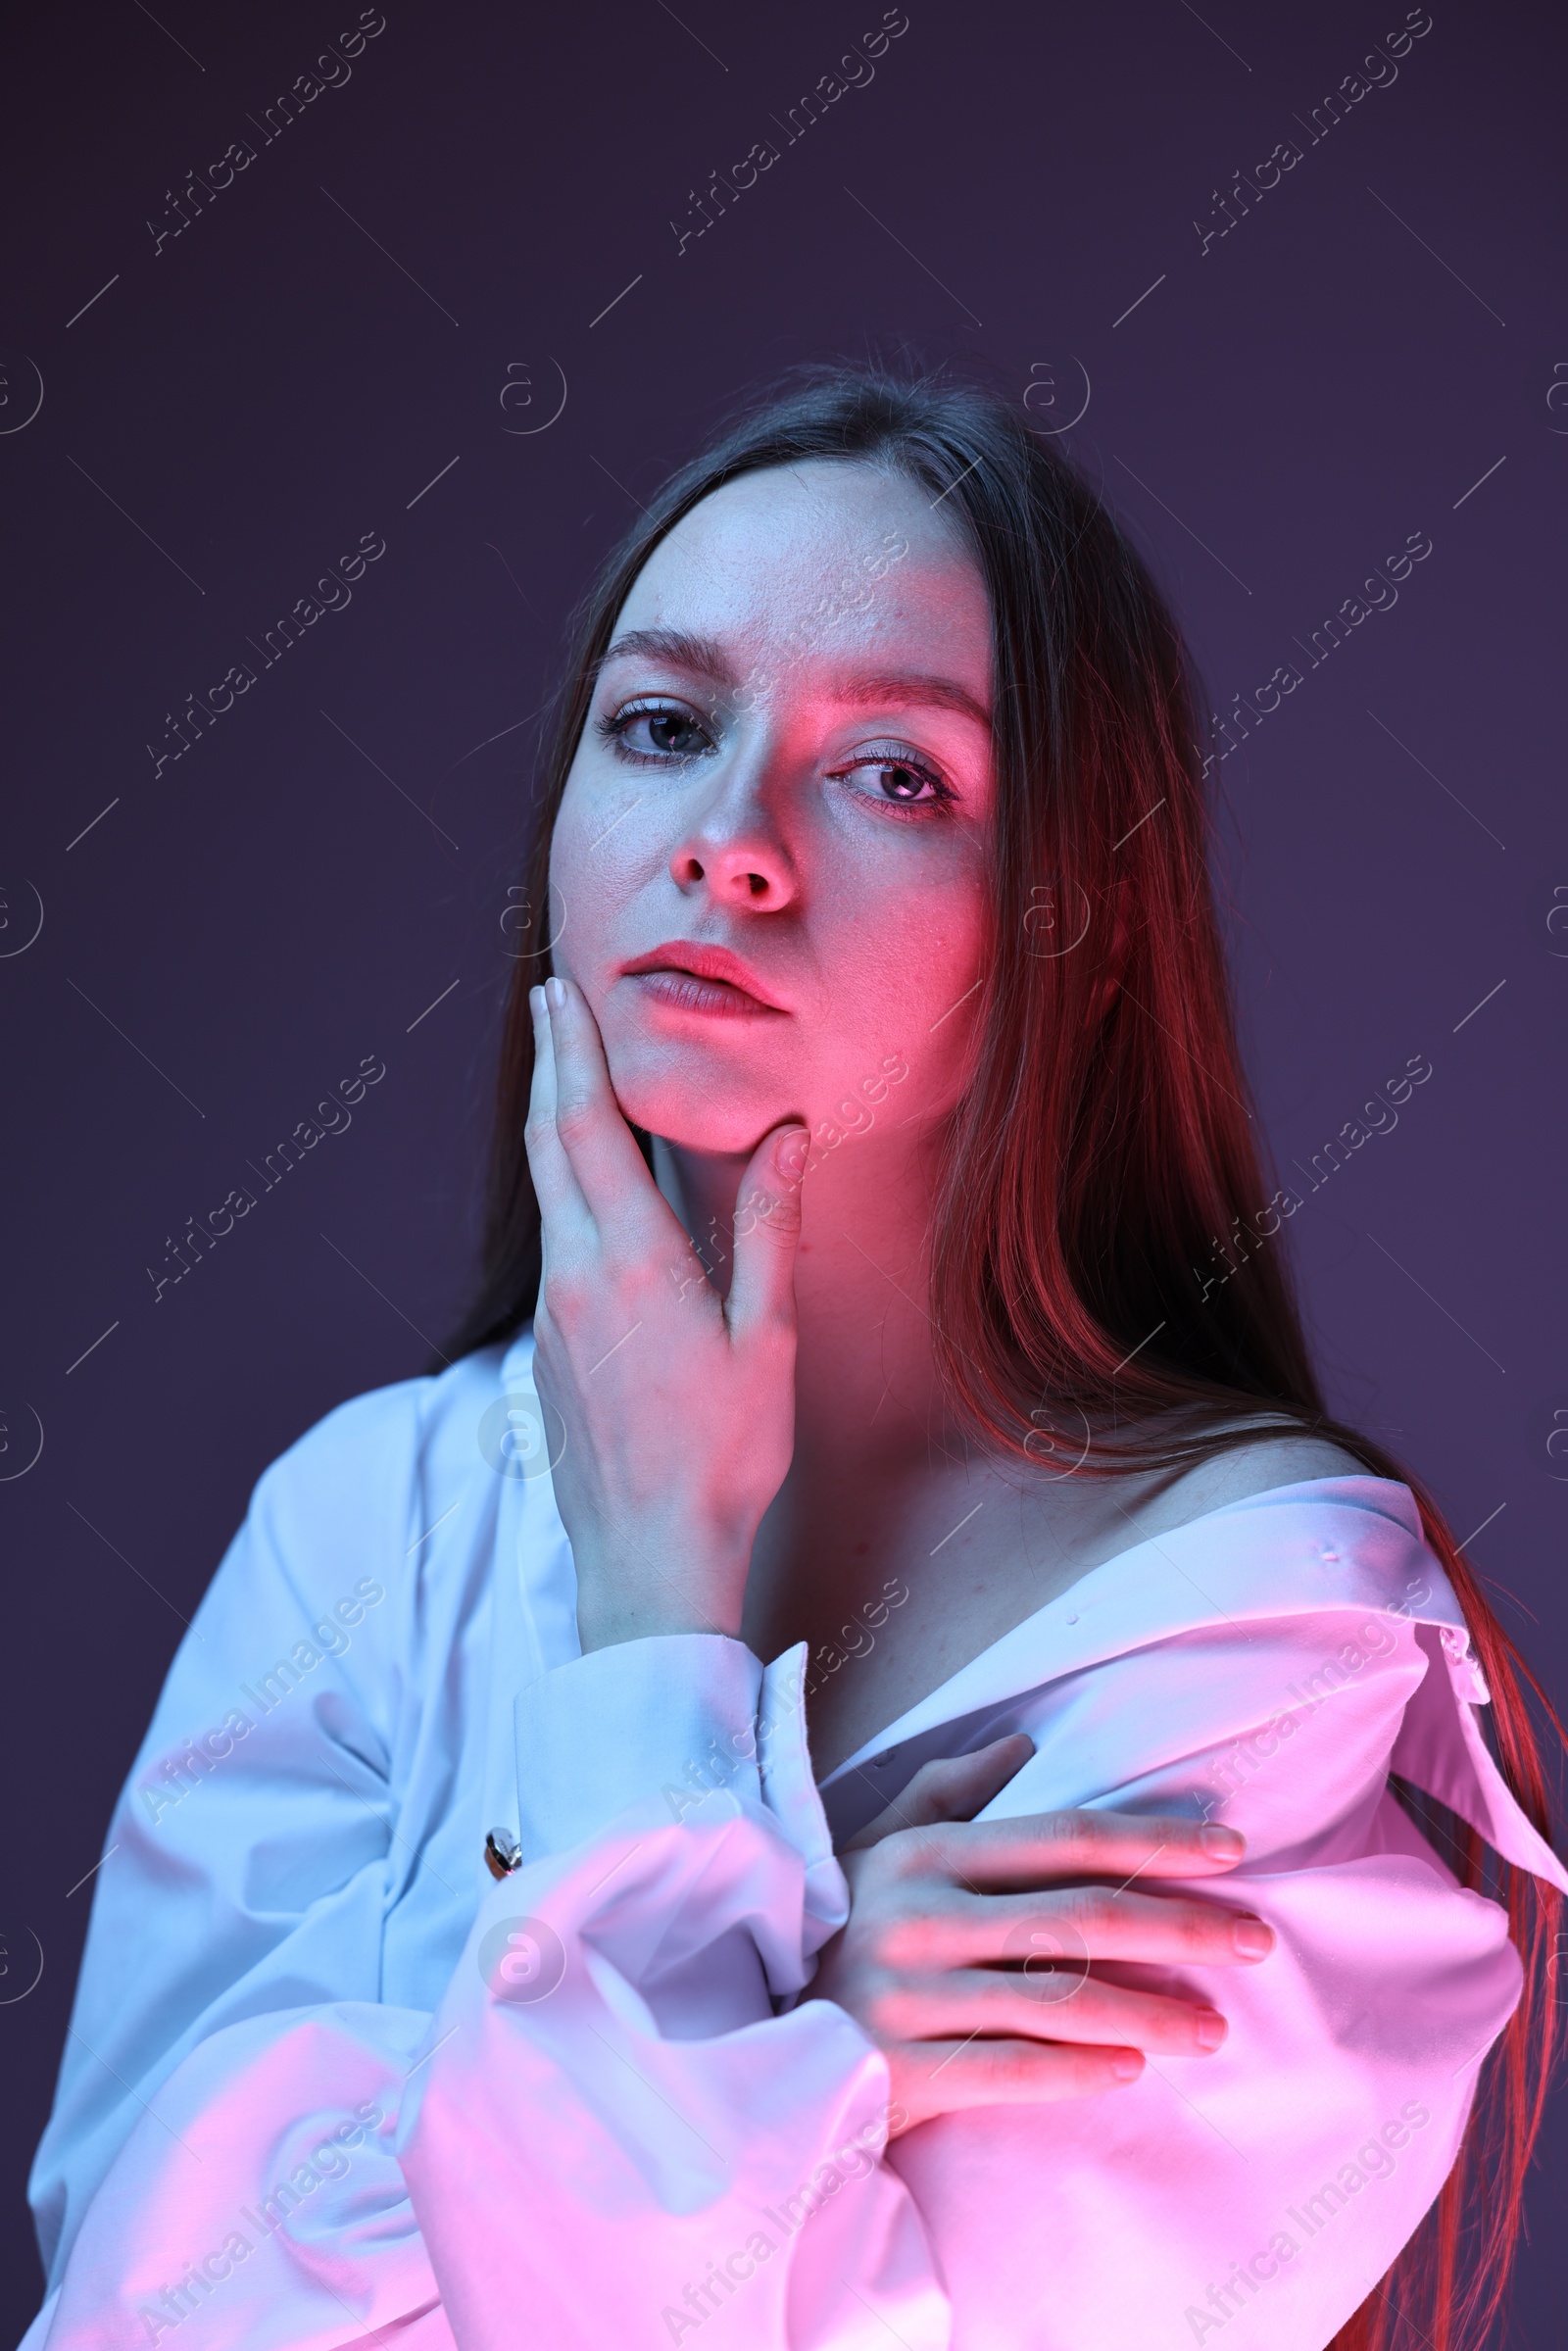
top-left (475, 1914), bottom-right (567, 2005)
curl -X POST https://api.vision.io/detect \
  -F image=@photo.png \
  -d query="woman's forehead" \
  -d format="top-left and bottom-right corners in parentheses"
top-left (612, 457), bottom-right (990, 675)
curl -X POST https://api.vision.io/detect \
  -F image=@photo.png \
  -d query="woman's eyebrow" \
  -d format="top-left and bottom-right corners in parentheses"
top-left (595, 631), bottom-right (992, 731)
top-left (834, 671), bottom-right (993, 731)
top-left (594, 628), bottom-right (736, 688)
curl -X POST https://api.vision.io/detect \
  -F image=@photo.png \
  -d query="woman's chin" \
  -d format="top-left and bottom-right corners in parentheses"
top-left (607, 1072), bottom-right (789, 1161)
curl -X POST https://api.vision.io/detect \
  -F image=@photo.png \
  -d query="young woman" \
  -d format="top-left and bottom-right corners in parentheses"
top-left (25, 371), bottom-right (1563, 2351)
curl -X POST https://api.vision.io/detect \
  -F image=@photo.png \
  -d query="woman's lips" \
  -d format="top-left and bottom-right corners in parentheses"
top-left (629, 967), bottom-right (783, 1019)
top-left (620, 943), bottom-right (788, 1019)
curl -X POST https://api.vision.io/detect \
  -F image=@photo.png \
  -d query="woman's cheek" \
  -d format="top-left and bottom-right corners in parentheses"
top-left (544, 798), bottom-right (633, 998)
top-left (875, 873), bottom-right (988, 1109)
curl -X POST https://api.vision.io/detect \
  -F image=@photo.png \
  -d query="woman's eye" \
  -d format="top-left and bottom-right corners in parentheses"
top-left (602, 703), bottom-right (714, 760)
top-left (836, 748), bottom-right (953, 809)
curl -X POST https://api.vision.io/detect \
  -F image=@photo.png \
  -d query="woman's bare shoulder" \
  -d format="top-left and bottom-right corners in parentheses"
top-left (1153, 1424), bottom-right (1375, 1525)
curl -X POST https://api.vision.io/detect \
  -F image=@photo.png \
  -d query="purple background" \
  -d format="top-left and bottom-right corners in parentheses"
top-left (2, 0), bottom-right (1563, 2334)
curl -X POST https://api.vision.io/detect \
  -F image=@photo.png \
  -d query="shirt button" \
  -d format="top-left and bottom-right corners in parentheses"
top-left (484, 1827), bottom-right (522, 1880)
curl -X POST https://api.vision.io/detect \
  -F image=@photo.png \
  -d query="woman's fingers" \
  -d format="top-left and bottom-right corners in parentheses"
top-left (723, 1122), bottom-right (809, 1345)
top-left (918, 1806), bottom-right (1248, 1890)
top-left (543, 975), bottom-right (673, 1245)
top-left (888, 2038), bottom-right (1144, 2129)
top-left (846, 1736), bottom-right (1037, 1851)
top-left (931, 1884), bottom-right (1275, 1970)
top-left (523, 985), bottom-right (591, 1239)
top-left (533, 974), bottom-right (806, 1350)
top-left (823, 1802), bottom-right (1270, 2130)
top-left (519, 982), bottom-right (804, 1646)
top-left (884, 1967), bottom-right (1233, 2057)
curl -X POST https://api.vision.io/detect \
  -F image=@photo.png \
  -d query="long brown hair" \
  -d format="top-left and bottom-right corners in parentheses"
top-left (445, 366), bottom-right (1561, 2350)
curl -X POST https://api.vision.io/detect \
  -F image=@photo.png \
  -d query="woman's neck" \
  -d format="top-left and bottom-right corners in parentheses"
top-left (650, 1125), bottom-right (953, 1474)
top-left (648, 1130), bottom-right (1196, 1765)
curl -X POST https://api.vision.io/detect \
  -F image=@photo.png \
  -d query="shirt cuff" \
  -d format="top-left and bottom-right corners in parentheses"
top-left (513, 1634), bottom-right (765, 1861)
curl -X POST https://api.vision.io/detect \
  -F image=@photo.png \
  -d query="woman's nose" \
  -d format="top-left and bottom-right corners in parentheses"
top-left (668, 795), bottom-right (796, 910)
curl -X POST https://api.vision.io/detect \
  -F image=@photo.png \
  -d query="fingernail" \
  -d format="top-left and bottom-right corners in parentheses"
top-left (1231, 1915), bottom-right (1275, 1960)
top-left (546, 975), bottom-right (566, 1010)
top-left (1200, 1824), bottom-right (1245, 1858)
top-left (1111, 2050), bottom-right (1144, 2082)
top-left (1194, 2010), bottom-right (1228, 2051)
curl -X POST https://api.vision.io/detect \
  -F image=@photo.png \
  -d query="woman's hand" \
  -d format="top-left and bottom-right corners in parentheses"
top-left (810, 1736), bottom-right (1276, 2133)
top-left (523, 975), bottom-right (808, 1651)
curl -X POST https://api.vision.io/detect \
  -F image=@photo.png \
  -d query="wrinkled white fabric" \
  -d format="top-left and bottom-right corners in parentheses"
top-left (23, 1334), bottom-right (1565, 2351)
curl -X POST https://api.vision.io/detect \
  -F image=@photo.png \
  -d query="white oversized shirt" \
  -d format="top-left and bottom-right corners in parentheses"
top-left (24, 1333), bottom-right (1567, 2351)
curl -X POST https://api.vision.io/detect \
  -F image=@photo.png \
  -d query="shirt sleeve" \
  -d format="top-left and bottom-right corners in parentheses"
top-left (398, 1631), bottom-right (950, 2350)
top-left (26, 1380), bottom-right (457, 2350)
top-left (26, 1389), bottom-right (950, 2350)
top-left (876, 1597), bottom-right (1540, 2351)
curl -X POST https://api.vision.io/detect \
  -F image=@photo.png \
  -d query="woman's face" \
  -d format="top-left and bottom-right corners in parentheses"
top-left (549, 457), bottom-right (996, 1156)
